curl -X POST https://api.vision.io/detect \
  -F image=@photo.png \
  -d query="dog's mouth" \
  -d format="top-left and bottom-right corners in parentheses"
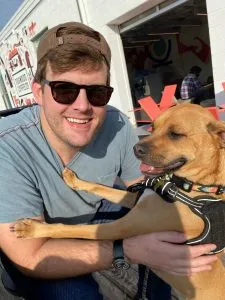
top-left (140, 158), bottom-right (186, 176)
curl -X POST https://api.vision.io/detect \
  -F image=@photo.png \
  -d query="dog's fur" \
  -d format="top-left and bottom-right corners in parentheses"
top-left (13, 103), bottom-right (225, 299)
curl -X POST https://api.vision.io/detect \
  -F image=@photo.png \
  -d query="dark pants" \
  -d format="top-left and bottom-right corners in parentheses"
top-left (1, 253), bottom-right (102, 300)
top-left (1, 199), bottom-right (171, 300)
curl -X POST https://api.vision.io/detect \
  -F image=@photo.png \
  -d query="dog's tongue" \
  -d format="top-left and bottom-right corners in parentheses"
top-left (140, 163), bottom-right (164, 175)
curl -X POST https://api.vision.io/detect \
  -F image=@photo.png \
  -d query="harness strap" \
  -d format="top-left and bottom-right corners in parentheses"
top-left (145, 177), bottom-right (203, 208)
top-left (187, 199), bottom-right (225, 254)
top-left (128, 176), bottom-right (225, 254)
top-left (172, 174), bottom-right (225, 195)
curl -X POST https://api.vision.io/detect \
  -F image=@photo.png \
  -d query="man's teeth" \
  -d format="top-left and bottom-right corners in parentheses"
top-left (67, 118), bottom-right (89, 124)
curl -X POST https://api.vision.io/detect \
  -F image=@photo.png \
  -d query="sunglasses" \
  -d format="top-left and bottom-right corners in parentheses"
top-left (43, 79), bottom-right (114, 107)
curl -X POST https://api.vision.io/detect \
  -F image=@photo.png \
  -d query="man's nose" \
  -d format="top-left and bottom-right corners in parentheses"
top-left (71, 89), bottom-right (91, 111)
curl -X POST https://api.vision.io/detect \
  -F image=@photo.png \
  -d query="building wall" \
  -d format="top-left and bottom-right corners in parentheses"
top-left (1, 0), bottom-right (221, 120)
top-left (80, 0), bottom-right (165, 122)
top-left (0, 0), bottom-right (81, 109)
top-left (78, 0), bottom-right (213, 121)
top-left (0, 92), bottom-right (5, 111)
top-left (206, 0), bottom-right (225, 106)
top-left (0, 0), bottom-right (163, 122)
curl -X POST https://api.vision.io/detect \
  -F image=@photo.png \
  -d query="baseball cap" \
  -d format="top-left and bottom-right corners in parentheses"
top-left (37, 22), bottom-right (111, 66)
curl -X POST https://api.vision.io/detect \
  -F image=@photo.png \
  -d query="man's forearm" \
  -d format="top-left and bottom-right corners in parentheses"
top-left (18, 238), bottom-right (113, 279)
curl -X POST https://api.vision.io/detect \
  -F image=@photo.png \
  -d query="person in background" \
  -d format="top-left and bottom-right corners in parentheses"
top-left (180, 65), bottom-right (202, 103)
top-left (0, 22), bottom-right (217, 300)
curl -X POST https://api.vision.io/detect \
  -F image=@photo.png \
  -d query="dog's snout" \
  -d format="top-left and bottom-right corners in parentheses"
top-left (133, 143), bottom-right (149, 159)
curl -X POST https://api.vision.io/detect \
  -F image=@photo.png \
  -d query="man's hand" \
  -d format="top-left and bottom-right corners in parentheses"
top-left (124, 231), bottom-right (217, 276)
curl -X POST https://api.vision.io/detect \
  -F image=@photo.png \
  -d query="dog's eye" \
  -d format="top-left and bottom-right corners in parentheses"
top-left (167, 131), bottom-right (184, 140)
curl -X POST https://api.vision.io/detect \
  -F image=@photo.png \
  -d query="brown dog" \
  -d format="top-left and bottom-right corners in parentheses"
top-left (13, 103), bottom-right (225, 300)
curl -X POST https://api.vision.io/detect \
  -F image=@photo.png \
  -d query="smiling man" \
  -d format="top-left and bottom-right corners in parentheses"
top-left (0, 22), bottom-right (217, 300)
top-left (34, 64), bottom-right (110, 164)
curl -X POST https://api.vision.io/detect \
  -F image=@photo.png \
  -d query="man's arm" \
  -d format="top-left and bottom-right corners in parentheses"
top-left (0, 214), bottom-right (217, 279)
top-left (194, 78), bottom-right (202, 90)
top-left (0, 216), bottom-right (113, 279)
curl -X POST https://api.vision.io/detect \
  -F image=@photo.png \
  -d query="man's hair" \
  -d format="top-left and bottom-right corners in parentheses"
top-left (190, 65), bottom-right (202, 75)
top-left (34, 22), bottom-right (111, 84)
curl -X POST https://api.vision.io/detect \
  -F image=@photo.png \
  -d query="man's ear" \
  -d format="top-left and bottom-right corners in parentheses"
top-left (32, 81), bottom-right (43, 105)
top-left (207, 121), bottom-right (225, 147)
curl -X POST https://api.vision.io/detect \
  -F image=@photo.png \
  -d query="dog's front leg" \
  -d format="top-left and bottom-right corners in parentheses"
top-left (63, 168), bottom-right (138, 209)
top-left (12, 193), bottom-right (203, 240)
top-left (12, 217), bottom-right (132, 240)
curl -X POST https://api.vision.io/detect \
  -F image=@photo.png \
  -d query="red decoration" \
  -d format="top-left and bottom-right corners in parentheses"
top-left (176, 35), bottom-right (210, 63)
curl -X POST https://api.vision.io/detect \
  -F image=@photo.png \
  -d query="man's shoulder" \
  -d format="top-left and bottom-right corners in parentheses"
top-left (106, 105), bottom-right (130, 124)
top-left (182, 74), bottom-right (196, 86)
top-left (183, 73), bottom-right (192, 80)
top-left (106, 105), bottom-right (125, 115)
top-left (93, 105), bottom-right (135, 148)
top-left (0, 105), bottom-right (40, 138)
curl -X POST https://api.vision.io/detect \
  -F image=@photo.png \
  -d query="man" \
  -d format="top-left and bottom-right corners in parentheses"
top-left (180, 65), bottom-right (202, 103)
top-left (0, 22), bottom-right (217, 300)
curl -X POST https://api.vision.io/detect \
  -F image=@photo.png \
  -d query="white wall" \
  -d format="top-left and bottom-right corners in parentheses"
top-left (2, 0), bottom-right (213, 121)
top-left (79, 0), bottom-right (165, 123)
top-left (0, 0), bottom-right (81, 42)
top-left (0, 0), bottom-right (166, 121)
top-left (0, 93), bottom-right (5, 111)
top-left (0, 0), bottom-right (81, 108)
top-left (206, 0), bottom-right (225, 105)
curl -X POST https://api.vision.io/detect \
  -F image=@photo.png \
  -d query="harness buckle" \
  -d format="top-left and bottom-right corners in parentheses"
top-left (216, 185), bottom-right (225, 195)
top-left (172, 175), bottom-right (193, 192)
top-left (182, 181), bottom-right (193, 192)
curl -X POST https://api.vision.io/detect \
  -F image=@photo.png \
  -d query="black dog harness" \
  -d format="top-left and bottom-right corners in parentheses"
top-left (127, 176), bottom-right (225, 254)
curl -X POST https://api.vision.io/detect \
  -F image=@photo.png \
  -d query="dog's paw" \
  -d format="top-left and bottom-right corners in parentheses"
top-left (62, 168), bottom-right (79, 189)
top-left (10, 219), bottom-right (44, 239)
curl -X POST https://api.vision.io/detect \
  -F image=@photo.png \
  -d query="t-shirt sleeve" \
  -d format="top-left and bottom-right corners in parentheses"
top-left (119, 118), bottom-right (143, 182)
top-left (0, 153), bottom-right (43, 223)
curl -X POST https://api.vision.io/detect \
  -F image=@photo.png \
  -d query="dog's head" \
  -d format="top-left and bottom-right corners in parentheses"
top-left (134, 103), bottom-right (225, 180)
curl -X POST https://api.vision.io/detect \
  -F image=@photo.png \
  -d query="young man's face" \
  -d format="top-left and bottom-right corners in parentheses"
top-left (32, 64), bottom-right (109, 163)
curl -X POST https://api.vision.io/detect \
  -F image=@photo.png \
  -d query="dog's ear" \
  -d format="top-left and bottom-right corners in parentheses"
top-left (207, 121), bottom-right (225, 147)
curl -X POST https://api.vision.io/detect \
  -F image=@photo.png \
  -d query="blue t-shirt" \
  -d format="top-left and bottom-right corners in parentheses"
top-left (0, 105), bottom-right (142, 223)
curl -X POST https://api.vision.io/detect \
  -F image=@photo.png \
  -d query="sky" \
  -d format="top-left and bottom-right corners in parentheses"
top-left (0, 0), bottom-right (24, 31)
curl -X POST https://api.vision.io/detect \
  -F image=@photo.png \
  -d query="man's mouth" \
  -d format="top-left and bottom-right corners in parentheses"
top-left (66, 117), bottom-right (91, 124)
top-left (140, 158), bottom-right (186, 175)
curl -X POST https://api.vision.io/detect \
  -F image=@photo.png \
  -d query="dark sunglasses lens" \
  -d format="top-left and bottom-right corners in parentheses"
top-left (51, 82), bottom-right (79, 104)
top-left (87, 86), bottom-right (113, 106)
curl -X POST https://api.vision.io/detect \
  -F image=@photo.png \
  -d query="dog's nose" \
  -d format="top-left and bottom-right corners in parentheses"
top-left (133, 143), bottom-right (148, 158)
